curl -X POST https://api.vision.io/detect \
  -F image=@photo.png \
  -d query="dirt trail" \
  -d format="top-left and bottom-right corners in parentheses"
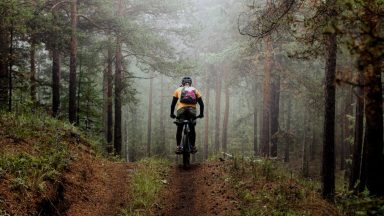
top-left (154, 162), bottom-right (240, 216)
top-left (63, 155), bottom-right (133, 216)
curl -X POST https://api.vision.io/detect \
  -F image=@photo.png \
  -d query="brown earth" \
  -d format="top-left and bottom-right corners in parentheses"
top-left (154, 162), bottom-right (241, 216)
top-left (0, 135), bottom-right (133, 216)
top-left (62, 153), bottom-right (133, 216)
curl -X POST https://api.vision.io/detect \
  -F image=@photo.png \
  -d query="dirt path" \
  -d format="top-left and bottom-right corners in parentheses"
top-left (154, 162), bottom-right (241, 216)
top-left (62, 152), bottom-right (133, 216)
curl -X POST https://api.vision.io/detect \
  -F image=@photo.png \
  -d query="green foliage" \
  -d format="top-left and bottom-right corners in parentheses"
top-left (0, 111), bottom-right (104, 193)
top-left (0, 209), bottom-right (10, 216)
top-left (0, 112), bottom-right (74, 192)
top-left (227, 157), bottom-right (331, 215)
top-left (120, 157), bottom-right (170, 216)
top-left (336, 186), bottom-right (384, 215)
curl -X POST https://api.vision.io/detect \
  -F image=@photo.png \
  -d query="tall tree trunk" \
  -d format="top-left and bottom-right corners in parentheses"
top-left (222, 82), bottom-right (229, 153)
top-left (124, 114), bottom-right (129, 161)
top-left (68, 0), bottom-right (78, 123)
top-left (204, 76), bottom-right (210, 160)
top-left (8, 25), bottom-right (14, 112)
top-left (302, 110), bottom-right (309, 177)
top-left (114, 0), bottom-right (123, 156)
top-left (322, 30), bottom-right (337, 200)
top-left (310, 119), bottom-right (316, 161)
top-left (147, 77), bottom-right (153, 157)
top-left (349, 70), bottom-right (364, 191)
top-left (340, 104), bottom-right (346, 170)
top-left (261, 34), bottom-right (272, 157)
top-left (214, 70), bottom-right (222, 154)
top-left (52, 48), bottom-right (61, 117)
top-left (362, 63), bottom-right (384, 195)
top-left (30, 38), bottom-right (37, 104)
top-left (0, 24), bottom-right (9, 110)
top-left (106, 40), bottom-right (113, 153)
top-left (270, 72), bottom-right (280, 157)
top-left (253, 82), bottom-right (258, 156)
top-left (159, 75), bottom-right (165, 155)
top-left (76, 58), bottom-right (82, 125)
top-left (284, 95), bottom-right (292, 162)
top-left (358, 2), bottom-right (384, 195)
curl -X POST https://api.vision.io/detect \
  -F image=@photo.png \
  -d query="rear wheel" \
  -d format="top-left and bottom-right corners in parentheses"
top-left (181, 133), bottom-right (190, 169)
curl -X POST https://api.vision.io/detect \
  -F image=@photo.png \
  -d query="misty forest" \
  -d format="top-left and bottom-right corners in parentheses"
top-left (0, 0), bottom-right (383, 215)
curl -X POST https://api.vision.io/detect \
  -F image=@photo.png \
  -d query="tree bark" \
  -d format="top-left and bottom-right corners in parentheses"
top-left (52, 48), bottom-right (61, 117)
top-left (270, 71), bottom-right (280, 157)
top-left (105, 39), bottom-right (114, 153)
top-left (147, 76), bottom-right (153, 157)
top-left (302, 110), bottom-right (309, 178)
top-left (214, 69), bottom-right (222, 154)
top-left (362, 63), bottom-right (384, 195)
top-left (284, 95), bottom-right (292, 162)
top-left (261, 34), bottom-right (272, 157)
top-left (8, 25), bottom-right (14, 112)
top-left (68, 0), bottom-right (78, 123)
top-left (222, 81), bottom-right (229, 153)
top-left (30, 38), bottom-right (37, 104)
top-left (310, 119), bottom-right (316, 161)
top-left (322, 31), bottom-right (337, 200)
top-left (114, 0), bottom-right (123, 155)
top-left (349, 70), bottom-right (364, 191)
top-left (76, 58), bottom-right (82, 125)
top-left (253, 81), bottom-right (258, 156)
top-left (204, 75), bottom-right (210, 160)
top-left (0, 20), bottom-right (9, 110)
top-left (340, 104), bottom-right (346, 170)
top-left (159, 75), bottom-right (165, 155)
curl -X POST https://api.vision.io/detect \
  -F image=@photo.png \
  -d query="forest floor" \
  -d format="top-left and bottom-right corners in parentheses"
top-left (153, 162), bottom-right (241, 216)
top-left (0, 113), bottom-right (134, 216)
top-left (0, 131), bottom-right (134, 216)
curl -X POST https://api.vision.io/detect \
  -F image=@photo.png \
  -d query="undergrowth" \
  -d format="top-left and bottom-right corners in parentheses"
top-left (227, 157), bottom-right (339, 216)
top-left (0, 111), bottom-right (100, 194)
top-left (120, 157), bottom-right (170, 216)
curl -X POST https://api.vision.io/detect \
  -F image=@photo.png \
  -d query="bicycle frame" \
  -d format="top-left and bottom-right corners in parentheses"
top-left (175, 119), bottom-right (195, 169)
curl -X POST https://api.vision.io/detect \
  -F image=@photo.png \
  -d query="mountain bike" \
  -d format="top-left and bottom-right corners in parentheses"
top-left (174, 118), bottom-right (197, 169)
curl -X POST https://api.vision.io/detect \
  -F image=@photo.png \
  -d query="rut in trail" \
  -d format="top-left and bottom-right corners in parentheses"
top-left (154, 162), bottom-right (240, 216)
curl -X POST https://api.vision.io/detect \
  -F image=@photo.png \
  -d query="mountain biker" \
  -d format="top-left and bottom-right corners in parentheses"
top-left (170, 76), bottom-right (204, 154)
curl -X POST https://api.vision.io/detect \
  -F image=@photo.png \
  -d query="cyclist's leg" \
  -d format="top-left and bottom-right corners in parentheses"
top-left (176, 125), bottom-right (183, 146)
top-left (186, 107), bottom-right (197, 151)
top-left (175, 108), bottom-right (187, 153)
top-left (190, 124), bottom-right (196, 146)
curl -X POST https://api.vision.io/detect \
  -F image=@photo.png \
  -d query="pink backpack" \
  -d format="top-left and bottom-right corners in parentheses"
top-left (180, 87), bottom-right (197, 104)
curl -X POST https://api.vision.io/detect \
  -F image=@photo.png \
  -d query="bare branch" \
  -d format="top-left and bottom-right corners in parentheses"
top-left (50, 0), bottom-right (71, 11)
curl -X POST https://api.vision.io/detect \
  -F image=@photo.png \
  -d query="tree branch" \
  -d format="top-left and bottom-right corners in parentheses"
top-left (50, 0), bottom-right (71, 11)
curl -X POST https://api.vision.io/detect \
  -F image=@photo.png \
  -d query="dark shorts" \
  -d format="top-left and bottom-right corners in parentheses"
top-left (176, 107), bottom-right (197, 124)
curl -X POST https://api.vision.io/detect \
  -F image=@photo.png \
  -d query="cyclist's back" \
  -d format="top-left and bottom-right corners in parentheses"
top-left (170, 77), bottom-right (204, 154)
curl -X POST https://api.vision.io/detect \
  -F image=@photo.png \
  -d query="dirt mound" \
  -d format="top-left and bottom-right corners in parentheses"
top-left (63, 153), bottom-right (132, 216)
top-left (0, 132), bottom-right (133, 216)
top-left (154, 162), bottom-right (241, 216)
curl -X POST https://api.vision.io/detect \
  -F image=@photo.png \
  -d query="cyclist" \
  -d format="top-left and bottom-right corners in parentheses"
top-left (170, 77), bottom-right (204, 154)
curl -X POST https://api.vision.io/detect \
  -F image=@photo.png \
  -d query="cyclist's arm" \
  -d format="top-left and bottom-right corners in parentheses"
top-left (170, 96), bottom-right (178, 115)
top-left (197, 97), bottom-right (204, 116)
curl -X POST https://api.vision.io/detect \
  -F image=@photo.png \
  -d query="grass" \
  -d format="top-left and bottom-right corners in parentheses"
top-left (226, 156), bottom-right (338, 216)
top-left (120, 157), bottom-right (170, 216)
top-left (0, 111), bottom-right (100, 193)
top-left (0, 209), bottom-right (10, 216)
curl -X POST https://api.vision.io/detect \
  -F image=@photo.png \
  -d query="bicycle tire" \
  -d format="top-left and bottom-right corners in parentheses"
top-left (181, 132), bottom-right (190, 169)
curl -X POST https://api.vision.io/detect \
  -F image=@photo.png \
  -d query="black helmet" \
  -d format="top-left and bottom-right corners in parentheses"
top-left (181, 76), bottom-right (192, 85)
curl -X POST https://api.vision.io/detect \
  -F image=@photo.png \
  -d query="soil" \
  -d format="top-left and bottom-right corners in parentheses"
top-left (0, 136), bottom-right (133, 216)
top-left (154, 162), bottom-right (241, 216)
top-left (62, 155), bottom-right (133, 216)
